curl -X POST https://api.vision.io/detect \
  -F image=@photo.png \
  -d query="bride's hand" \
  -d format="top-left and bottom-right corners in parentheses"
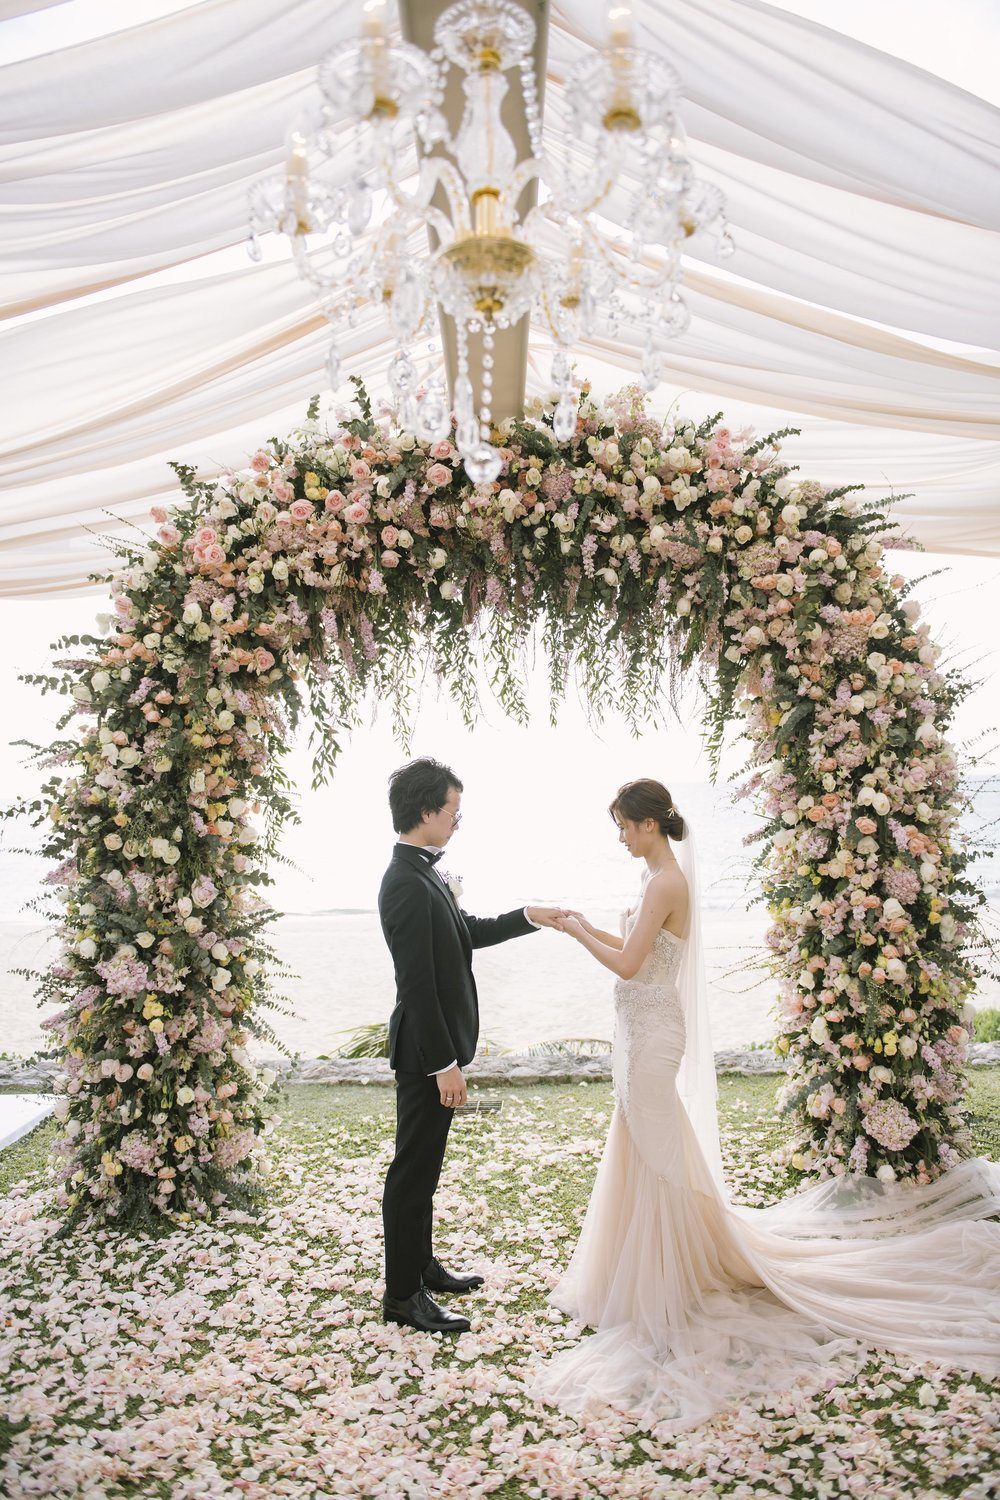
top-left (555, 914), bottom-right (586, 939)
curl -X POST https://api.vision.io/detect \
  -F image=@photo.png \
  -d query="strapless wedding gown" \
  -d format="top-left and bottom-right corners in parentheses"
top-left (528, 908), bottom-right (1000, 1430)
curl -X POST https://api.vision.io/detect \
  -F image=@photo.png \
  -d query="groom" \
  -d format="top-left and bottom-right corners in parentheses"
top-left (378, 756), bottom-right (565, 1334)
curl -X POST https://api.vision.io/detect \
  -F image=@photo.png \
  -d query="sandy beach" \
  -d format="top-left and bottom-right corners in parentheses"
top-left (3, 905), bottom-right (997, 1064)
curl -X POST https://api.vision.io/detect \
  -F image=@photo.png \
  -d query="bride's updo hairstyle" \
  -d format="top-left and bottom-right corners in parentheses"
top-left (609, 779), bottom-right (687, 841)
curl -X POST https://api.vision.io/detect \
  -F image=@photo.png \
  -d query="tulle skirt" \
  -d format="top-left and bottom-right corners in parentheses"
top-left (527, 1090), bottom-right (1000, 1431)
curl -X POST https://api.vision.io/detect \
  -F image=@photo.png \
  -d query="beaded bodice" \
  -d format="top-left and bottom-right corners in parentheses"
top-left (613, 906), bottom-right (687, 1039)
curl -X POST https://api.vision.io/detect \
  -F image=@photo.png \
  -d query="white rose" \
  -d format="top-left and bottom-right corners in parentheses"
top-left (78, 937), bottom-right (97, 960)
top-left (210, 600), bottom-right (229, 622)
top-left (247, 575), bottom-right (264, 594)
top-left (780, 504), bottom-right (801, 527)
top-left (211, 942), bottom-right (229, 962)
top-left (599, 568), bottom-right (618, 586)
top-left (91, 670), bottom-right (111, 693)
top-left (898, 1036), bottom-right (918, 1058)
top-left (182, 603), bottom-right (202, 625)
top-left (642, 475), bottom-right (660, 494)
top-left (882, 898), bottom-right (904, 920)
top-left (871, 792), bottom-right (891, 816)
top-left (149, 837), bottom-right (170, 860)
top-left (244, 958), bottom-right (261, 977)
top-left (440, 581), bottom-right (459, 601)
top-left (706, 534), bottom-right (723, 553)
top-left (397, 530), bottom-right (414, 549)
top-left (177, 896), bottom-right (193, 918)
top-left (228, 799), bottom-right (247, 818)
top-left (808, 1014), bottom-right (828, 1045)
top-left (72, 683), bottom-right (92, 704)
top-left (162, 845), bottom-right (180, 865)
top-left (184, 915), bottom-right (203, 934)
top-left (271, 558), bottom-right (289, 581)
top-left (216, 710), bottom-right (235, 731)
top-left (920, 861), bottom-right (938, 883)
top-left (428, 548), bottom-right (447, 570)
top-left (135, 931), bottom-right (156, 949)
top-left (118, 747), bottom-right (141, 768)
top-left (259, 1067), bottom-right (277, 1089)
top-left (104, 833), bottom-right (123, 850)
top-left (876, 1164), bottom-right (896, 1183)
top-left (676, 597), bottom-right (691, 616)
top-left (735, 525), bottom-right (753, 544)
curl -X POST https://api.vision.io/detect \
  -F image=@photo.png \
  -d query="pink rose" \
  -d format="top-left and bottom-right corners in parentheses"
top-left (256, 501), bottom-right (277, 524)
top-left (430, 441), bottom-right (455, 461)
top-left (426, 463), bottom-right (452, 489)
top-left (289, 499), bottom-right (313, 521)
top-left (344, 502), bottom-right (370, 525)
top-left (325, 490), bottom-right (346, 513)
top-left (272, 480), bottom-right (294, 504)
top-left (150, 506), bottom-right (168, 524)
top-left (381, 549), bottom-right (400, 569)
top-left (350, 459), bottom-right (371, 481)
top-left (855, 817), bottom-right (878, 835)
top-left (194, 527), bottom-right (217, 547)
top-left (251, 451), bottom-right (272, 473)
top-left (158, 525), bottom-right (181, 546)
top-left (254, 647), bottom-right (275, 671)
top-left (381, 525), bottom-right (399, 547)
top-left (204, 544), bottom-right (227, 566)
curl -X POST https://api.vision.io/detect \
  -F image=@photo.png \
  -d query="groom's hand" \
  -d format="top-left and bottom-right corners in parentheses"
top-left (437, 1065), bottom-right (468, 1109)
top-left (526, 906), bottom-right (574, 929)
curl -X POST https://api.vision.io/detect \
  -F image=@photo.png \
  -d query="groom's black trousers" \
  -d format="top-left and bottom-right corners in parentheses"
top-left (382, 1069), bottom-right (456, 1299)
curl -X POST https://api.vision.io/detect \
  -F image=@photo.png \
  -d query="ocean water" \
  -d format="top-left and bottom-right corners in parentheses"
top-left (2, 777), bottom-right (997, 1058)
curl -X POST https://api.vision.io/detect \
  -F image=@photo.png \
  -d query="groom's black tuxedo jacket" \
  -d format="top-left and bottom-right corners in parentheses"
top-left (378, 843), bottom-right (536, 1073)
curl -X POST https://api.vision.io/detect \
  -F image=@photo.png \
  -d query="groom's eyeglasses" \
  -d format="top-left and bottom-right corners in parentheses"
top-left (450, 812), bottom-right (463, 826)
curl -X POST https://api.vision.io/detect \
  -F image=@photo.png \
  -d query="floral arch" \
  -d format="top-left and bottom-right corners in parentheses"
top-left (15, 379), bottom-right (989, 1233)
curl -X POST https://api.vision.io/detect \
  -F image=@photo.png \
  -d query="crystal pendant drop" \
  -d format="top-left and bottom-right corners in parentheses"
top-left (465, 442), bottom-right (502, 485)
top-left (326, 343), bottom-right (341, 388)
top-left (456, 417), bottom-right (480, 454)
top-left (552, 394), bottom-right (578, 442)
top-left (417, 387), bottom-right (450, 444)
top-left (247, 234), bottom-right (263, 263)
top-left (388, 351), bottom-right (417, 395)
top-left (453, 374), bottom-right (475, 420)
top-left (392, 271), bottom-right (422, 337)
top-left (641, 348), bottom-right (662, 392)
top-left (347, 181), bottom-right (373, 237)
top-left (661, 293), bottom-right (690, 337)
top-left (399, 394), bottom-right (419, 432)
top-left (551, 350), bottom-right (572, 390)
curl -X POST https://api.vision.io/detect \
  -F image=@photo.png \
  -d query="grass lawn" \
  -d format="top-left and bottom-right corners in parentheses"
top-left (1, 1070), bottom-right (998, 1498)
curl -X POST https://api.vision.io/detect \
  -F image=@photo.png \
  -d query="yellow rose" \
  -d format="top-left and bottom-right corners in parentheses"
top-left (928, 911), bottom-right (941, 924)
top-left (149, 1018), bottom-right (164, 1033)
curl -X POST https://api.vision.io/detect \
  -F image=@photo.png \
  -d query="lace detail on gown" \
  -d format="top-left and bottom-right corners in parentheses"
top-left (526, 904), bottom-right (1000, 1431)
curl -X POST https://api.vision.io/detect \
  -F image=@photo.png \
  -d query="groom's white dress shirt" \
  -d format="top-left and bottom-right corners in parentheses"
top-left (395, 840), bottom-right (541, 1076)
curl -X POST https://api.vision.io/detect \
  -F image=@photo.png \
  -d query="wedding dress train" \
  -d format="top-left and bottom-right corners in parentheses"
top-left (528, 908), bottom-right (1000, 1431)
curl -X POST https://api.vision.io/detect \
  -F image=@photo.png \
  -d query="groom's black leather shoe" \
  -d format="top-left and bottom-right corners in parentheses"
top-left (421, 1256), bottom-right (485, 1295)
top-left (382, 1287), bottom-right (471, 1334)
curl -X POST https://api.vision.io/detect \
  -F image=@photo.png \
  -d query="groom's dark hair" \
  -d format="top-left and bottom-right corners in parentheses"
top-left (388, 757), bottom-right (464, 834)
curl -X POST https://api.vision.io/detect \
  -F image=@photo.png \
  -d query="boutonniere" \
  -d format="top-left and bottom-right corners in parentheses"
top-left (440, 870), bottom-right (463, 902)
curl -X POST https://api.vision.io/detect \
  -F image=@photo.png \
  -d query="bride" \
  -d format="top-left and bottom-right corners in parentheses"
top-left (528, 778), bottom-right (1000, 1430)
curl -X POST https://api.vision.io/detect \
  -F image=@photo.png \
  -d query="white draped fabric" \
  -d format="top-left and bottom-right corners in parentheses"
top-left (1, 0), bottom-right (998, 594)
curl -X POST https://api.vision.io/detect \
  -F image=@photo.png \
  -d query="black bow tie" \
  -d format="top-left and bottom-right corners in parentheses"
top-left (420, 848), bottom-right (445, 866)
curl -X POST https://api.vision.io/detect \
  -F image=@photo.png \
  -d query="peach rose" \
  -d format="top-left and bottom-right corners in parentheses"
top-left (380, 550), bottom-right (400, 568)
top-left (855, 817), bottom-right (878, 835)
top-left (426, 463), bottom-right (452, 489)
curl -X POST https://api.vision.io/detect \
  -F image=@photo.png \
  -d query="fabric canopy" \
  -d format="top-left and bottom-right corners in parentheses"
top-left (1, 0), bottom-right (998, 596)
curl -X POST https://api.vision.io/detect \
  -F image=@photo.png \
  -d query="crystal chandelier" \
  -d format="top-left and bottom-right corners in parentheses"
top-left (248, 0), bottom-right (732, 484)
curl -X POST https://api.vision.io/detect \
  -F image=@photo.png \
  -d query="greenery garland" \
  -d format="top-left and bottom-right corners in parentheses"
top-left (7, 379), bottom-right (993, 1232)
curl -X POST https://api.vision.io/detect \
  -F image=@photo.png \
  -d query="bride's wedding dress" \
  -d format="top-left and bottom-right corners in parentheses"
top-left (529, 871), bottom-right (1000, 1430)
